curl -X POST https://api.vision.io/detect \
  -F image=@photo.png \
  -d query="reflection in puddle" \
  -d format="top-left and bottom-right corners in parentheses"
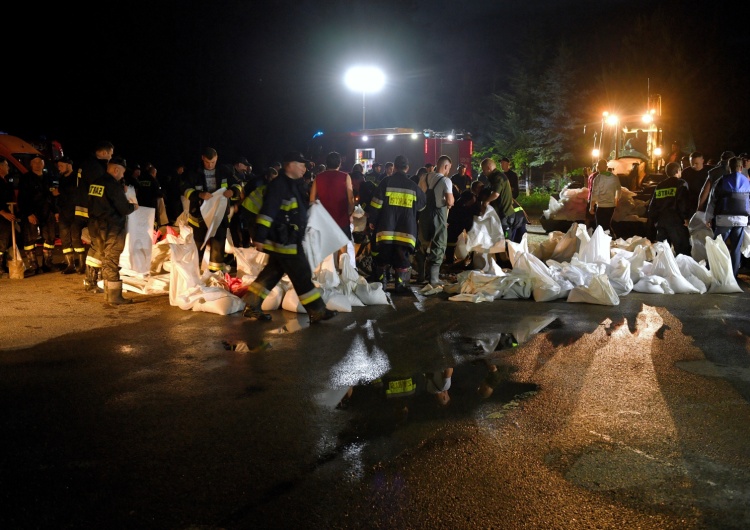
top-left (222, 340), bottom-right (271, 353)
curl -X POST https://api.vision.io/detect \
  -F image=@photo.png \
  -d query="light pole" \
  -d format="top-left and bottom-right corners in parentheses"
top-left (344, 66), bottom-right (385, 130)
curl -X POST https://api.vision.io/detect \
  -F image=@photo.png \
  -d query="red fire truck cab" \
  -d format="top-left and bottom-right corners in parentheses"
top-left (307, 128), bottom-right (474, 176)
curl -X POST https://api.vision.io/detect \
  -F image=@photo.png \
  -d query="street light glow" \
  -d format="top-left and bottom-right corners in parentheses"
top-left (344, 66), bottom-right (386, 130)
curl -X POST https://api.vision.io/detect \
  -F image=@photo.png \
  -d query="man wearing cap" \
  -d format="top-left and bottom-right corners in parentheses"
top-left (450, 163), bottom-right (471, 194)
top-left (18, 154), bottom-right (57, 274)
top-left (56, 156), bottom-right (85, 274)
top-left (365, 162), bottom-right (383, 184)
top-left (79, 141), bottom-right (115, 290)
top-left (698, 150), bottom-right (735, 213)
top-left (242, 151), bottom-right (337, 324)
top-left (87, 157), bottom-right (138, 305)
top-left (367, 155), bottom-right (426, 294)
top-left (181, 147), bottom-right (243, 272)
top-left (230, 156), bottom-right (252, 248)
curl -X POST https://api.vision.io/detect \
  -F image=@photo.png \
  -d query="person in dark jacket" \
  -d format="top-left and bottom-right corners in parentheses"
top-left (445, 180), bottom-right (484, 265)
top-left (56, 156), bottom-right (85, 274)
top-left (646, 162), bottom-right (691, 256)
top-left (87, 157), bottom-right (138, 305)
top-left (18, 154), bottom-right (57, 274)
top-left (705, 157), bottom-right (750, 278)
top-left (180, 147), bottom-right (243, 273)
top-left (367, 155), bottom-right (426, 294)
top-left (78, 140), bottom-right (115, 289)
top-left (242, 151), bottom-right (337, 324)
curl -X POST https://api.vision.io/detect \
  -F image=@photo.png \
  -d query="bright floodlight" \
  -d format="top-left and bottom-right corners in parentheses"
top-left (344, 66), bottom-right (385, 93)
top-left (344, 66), bottom-right (386, 130)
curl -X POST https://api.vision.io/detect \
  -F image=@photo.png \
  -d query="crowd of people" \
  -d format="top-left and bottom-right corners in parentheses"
top-left (2, 140), bottom-right (749, 318)
top-left (585, 150), bottom-right (750, 278)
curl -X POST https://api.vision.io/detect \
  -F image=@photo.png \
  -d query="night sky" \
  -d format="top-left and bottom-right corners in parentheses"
top-left (4, 0), bottom-right (747, 173)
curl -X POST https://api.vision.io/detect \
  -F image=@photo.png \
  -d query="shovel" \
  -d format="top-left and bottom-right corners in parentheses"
top-left (7, 202), bottom-right (25, 280)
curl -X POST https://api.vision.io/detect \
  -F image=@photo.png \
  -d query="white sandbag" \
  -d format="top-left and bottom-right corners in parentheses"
top-left (606, 253), bottom-right (633, 296)
top-left (352, 205), bottom-right (367, 233)
top-left (455, 230), bottom-right (469, 260)
top-left (466, 207), bottom-right (505, 252)
top-left (633, 275), bottom-right (674, 294)
top-left (705, 235), bottom-right (743, 293)
top-left (281, 288), bottom-right (306, 313)
top-left (354, 277), bottom-right (389, 305)
top-left (567, 274), bottom-right (620, 305)
top-left (650, 242), bottom-right (700, 294)
top-left (150, 239), bottom-right (171, 275)
top-left (303, 201), bottom-right (351, 272)
top-left (320, 288), bottom-right (353, 312)
top-left (674, 254), bottom-right (712, 291)
top-left (549, 222), bottom-right (579, 262)
top-left (689, 211), bottom-right (713, 263)
top-left (177, 285), bottom-right (245, 315)
top-left (199, 191), bottom-right (229, 250)
top-left (167, 224), bottom-right (203, 307)
top-left (743, 226), bottom-right (750, 258)
top-left (339, 252), bottom-right (360, 286)
top-left (577, 225), bottom-right (611, 265)
top-left (495, 274), bottom-right (534, 299)
top-left (313, 253), bottom-right (340, 289)
top-left (234, 246), bottom-right (269, 280)
top-left (507, 237), bottom-right (529, 267)
top-left (261, 284), bottom-right (287, 310)
top-left (120, 206), bottom-right (156, 274)
top-left (512, 252), bottom-right (563, 302)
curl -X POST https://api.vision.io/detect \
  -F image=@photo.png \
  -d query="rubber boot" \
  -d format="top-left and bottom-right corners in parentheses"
top-left (75, 253), bottom-right (86, 274)
top-left (306, 302), bottom-right (338, 324)
top-left (24, 250), bottom-right (38, 277)
top-left (61, 253), bottom-right (77, 275)
top-left (428, 262), bottom-right (442, 286)
top-left (41, 249), bottom-right (54, 273)
top-left (242, 291), bottom-right (271, 321)
top-left (367, 264), bottom-right (386, 284)
top-left (414, 250), bottom-right (426, 284)
top-left (84, 267), bottom-right (104, 293)
top-left (106, 280), bottom-right (132, 305)
top-left (393, 269), bottom-right (412, 295)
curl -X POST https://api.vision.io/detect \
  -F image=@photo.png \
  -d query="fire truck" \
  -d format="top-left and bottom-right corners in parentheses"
top-left (307, 127), bottom-right (474, 176)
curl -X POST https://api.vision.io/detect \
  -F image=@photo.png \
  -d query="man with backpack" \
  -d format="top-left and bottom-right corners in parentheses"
top-left (415, 155), bottom-right (454, 286)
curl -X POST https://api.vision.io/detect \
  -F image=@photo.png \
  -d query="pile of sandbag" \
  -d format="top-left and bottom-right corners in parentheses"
top-left (543, 184), bottom-right (589, 221)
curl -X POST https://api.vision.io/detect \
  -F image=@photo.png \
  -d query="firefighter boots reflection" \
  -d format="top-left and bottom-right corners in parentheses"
top-left (105, 280), bottom-right (132, 305)
top-left (61, 253), bottom-right (77, 275)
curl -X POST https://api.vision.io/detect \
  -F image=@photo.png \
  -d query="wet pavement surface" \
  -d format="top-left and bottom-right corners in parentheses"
top-left (2, 252), bottom-right (750, 529)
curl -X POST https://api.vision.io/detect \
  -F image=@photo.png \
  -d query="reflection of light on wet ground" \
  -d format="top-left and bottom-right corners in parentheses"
top-left (117, 345), bottom-right (136, 355)
top-left (342, 442), bottom-right (366, 480)
top-left (328, 334), bottom-right (390, 388)
top-left (562, 305), bottom-right (680, 488)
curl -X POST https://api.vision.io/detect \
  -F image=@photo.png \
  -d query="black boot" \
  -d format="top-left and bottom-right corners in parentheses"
top-left (305, 298), bottom-right (339, 325)
top-left (106, 280), bottom-right (132, 305)
top-left (414, 249), bottom-right (427, 284)
top-left (61, 253), bottom-right (77, 275)
top-left (41, 249), bottom-right (54, 273)
top-left (393, 269), bottom-right (413, 295)
top-left (24, 250), bottom-right (38, 277)
top-left (242, 291), bottom-right (272, 321)
top-left (84, 267), bottom-right (104, 293)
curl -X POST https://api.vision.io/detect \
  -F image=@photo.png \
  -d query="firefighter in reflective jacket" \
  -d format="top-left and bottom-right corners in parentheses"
top-left (241, 152), bottom-right (337, 324)
top-left (87, 157), bottom-right (138, 305)
top-left (366, 155), bottom-right (426, 294)
top-left (646, 162), bottom-right (691, 256)
top-left (180, 147), bottom-right (243, 272)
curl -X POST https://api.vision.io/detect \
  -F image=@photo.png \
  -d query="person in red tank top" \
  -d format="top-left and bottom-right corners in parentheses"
top-left (309, 151), bottom-right (355, 269)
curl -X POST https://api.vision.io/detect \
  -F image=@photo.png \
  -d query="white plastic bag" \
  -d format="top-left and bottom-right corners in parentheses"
top-left (567, 274), bottom-right (619, 305)
top-left (354, 277), bottom-right (389, 305)
top-left (705, 235), bottom-right (743, 293)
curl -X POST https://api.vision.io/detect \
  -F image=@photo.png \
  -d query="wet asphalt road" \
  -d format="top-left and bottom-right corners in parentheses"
top-left (2, 253), bottom-right (750, 529)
